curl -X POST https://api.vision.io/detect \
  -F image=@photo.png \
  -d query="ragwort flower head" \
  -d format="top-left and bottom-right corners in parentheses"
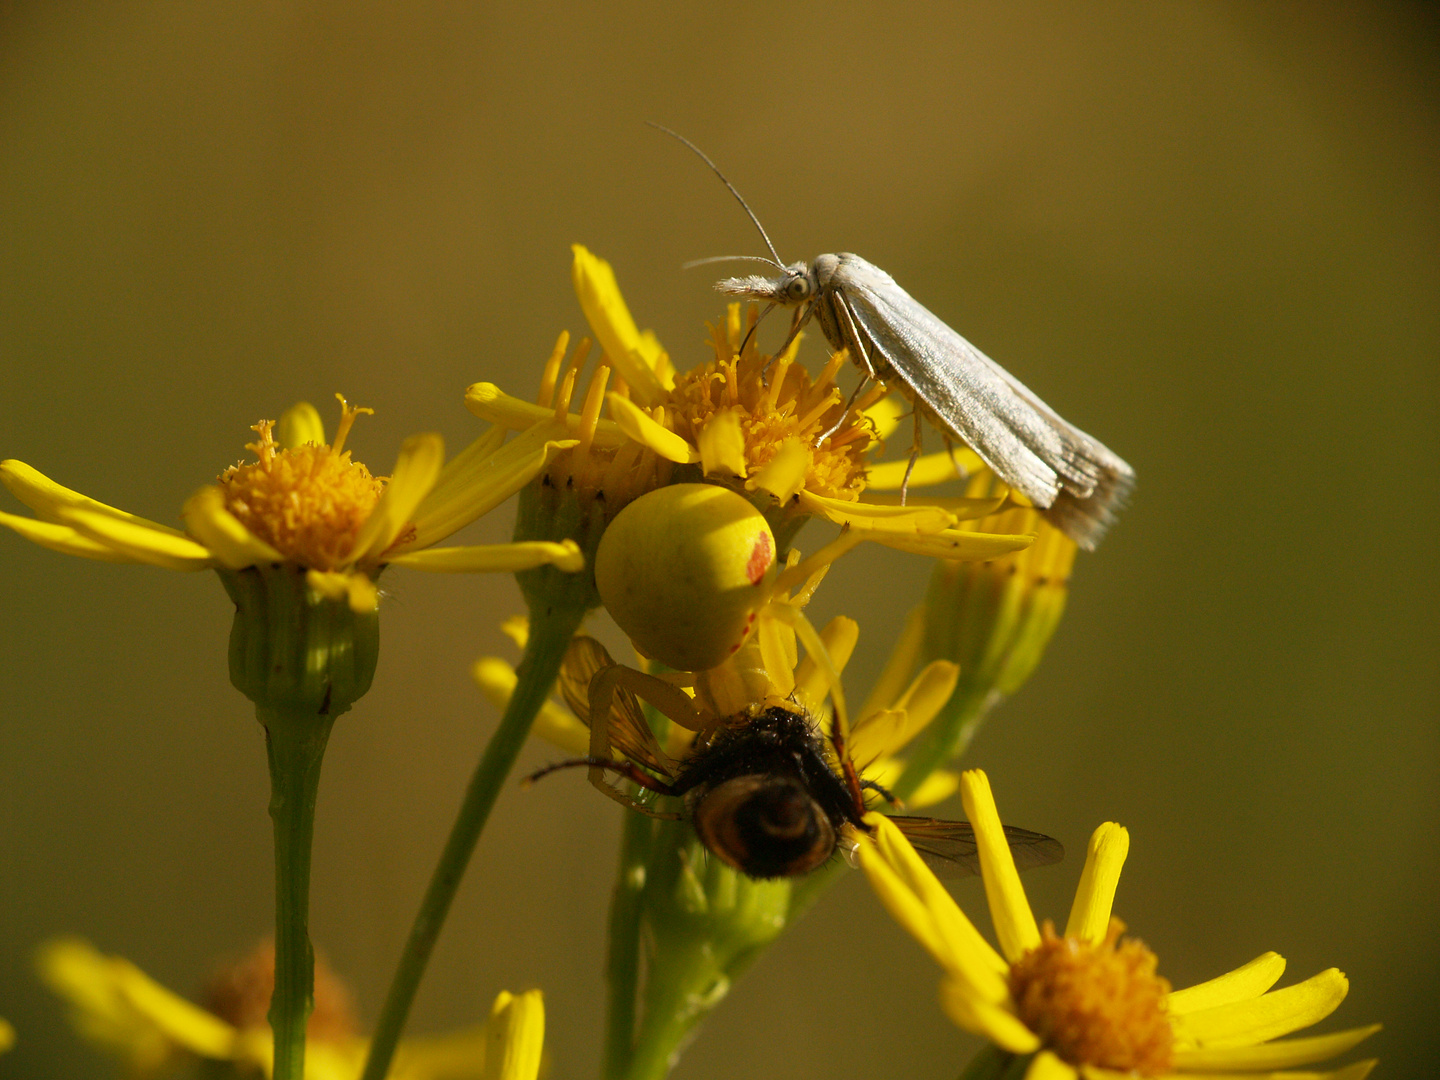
top-left (37, 937), bottom-right (544, 1080)
top-left (467, 246), bottom-right (1038, 571)
top-left (0, 393), bottom-right (582, 612)
top-left (857, 771), bottom-right (1380, 1080)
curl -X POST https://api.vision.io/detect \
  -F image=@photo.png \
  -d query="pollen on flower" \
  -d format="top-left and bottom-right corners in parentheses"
top-left (203, 939), bottom-right (359, 1043)
top-left (663, 305), bottom-right (880, 501)
top-left (1007, 919), bottom-right (1174, 1077)
top-left (218, 397), bottom-right (386, 571)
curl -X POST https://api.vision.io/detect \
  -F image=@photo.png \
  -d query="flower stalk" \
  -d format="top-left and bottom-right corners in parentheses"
top-left (363, 478), bottom-right (604, 1080)
top-left (221, 562), bottom-right (381, 1080)
top-left (262, 704), bottom-right (334, 1080)
top-left (359, 599), bottom-right (585, 1080)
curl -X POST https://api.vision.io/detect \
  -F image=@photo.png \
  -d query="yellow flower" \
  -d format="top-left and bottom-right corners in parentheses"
top-left (466, 246), bottom-right (1037, 563)
top-left (37, 937), bottom-right (544, 1080)
top-left (1, 394), bottom-right (583, 614)
top-left (0, 1017), bottom-right (14, 1054)
top-left (856, 771), bottom-right (1380, 1080)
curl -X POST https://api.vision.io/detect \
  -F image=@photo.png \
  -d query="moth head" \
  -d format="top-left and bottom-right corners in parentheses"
top-left (715, 261), bottom-right (817, 307)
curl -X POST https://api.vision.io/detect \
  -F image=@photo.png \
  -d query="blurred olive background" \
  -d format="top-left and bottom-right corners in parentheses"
top-left (2, 3), bottom-right (1436, 1078)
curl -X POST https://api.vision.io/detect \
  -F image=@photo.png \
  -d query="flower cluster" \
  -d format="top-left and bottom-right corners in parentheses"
top-left (5, 242), bottom-right (1379, 1080)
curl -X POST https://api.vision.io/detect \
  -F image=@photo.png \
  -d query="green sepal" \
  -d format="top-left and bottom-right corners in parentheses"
top-left (512, 474), bottom-right (604, 616)
top-left (218, 564), bottom-right (380, 718)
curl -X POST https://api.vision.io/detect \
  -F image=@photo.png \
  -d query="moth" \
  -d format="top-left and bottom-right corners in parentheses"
top-left (656, 125), bottom-right (1135, 550)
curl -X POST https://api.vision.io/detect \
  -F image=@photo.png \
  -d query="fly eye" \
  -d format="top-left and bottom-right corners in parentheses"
top-left (785, 276), bottom-right (812, 301)
top-left (692, 775), bottom-right (835, 879)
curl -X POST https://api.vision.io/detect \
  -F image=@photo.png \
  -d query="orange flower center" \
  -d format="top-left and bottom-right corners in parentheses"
top-left (204, 939), bottom-right (358, 1044)
top-left (1008, 919), bottom-right (1174, 1076)
top-left (218, 400), bottom-right (385, 570)
top-left (663, 308), bottom-right (880, 501)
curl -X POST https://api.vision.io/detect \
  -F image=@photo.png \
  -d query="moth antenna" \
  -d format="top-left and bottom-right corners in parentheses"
top-left (647, 121), bottom-right (784, 267)
top-left (681, 254), bottom-right (785, 271)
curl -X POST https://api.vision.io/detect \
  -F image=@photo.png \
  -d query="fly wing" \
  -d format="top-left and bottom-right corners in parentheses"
top-left (889, 815), bottom-right (1064, 878)
top-left (558, 636), bottom-right (675, 777)
top-left (830, 254), bottom-right (1133, 549)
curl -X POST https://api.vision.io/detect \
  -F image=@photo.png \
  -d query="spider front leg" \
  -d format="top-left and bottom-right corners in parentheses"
top-left (585, 662), bottom-right (709, 815)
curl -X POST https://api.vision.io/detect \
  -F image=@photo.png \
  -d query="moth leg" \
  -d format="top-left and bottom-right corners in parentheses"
top-left (767, 299), bottom-right (818, 374)
top-left (737, 301), bottom-right (777, 360)
top-left (900, 409), bottom-right (925, 506)
top-left (830, 291), bottom-right (881, 381)
top-left (942, 435), bottom-right (971, 483)
top-left (815, 376), bottom-right (871, 447)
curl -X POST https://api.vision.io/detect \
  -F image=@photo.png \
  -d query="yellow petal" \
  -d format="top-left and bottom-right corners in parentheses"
top-left (351, 432), bottom-right (444, 563)
top-left (500, 615), bottom-right (529, 649)
top-left (1173, 1023), bottom-right (1381, 1072)
top-left (303, 570), bottom-right (378, 613)
top-left (276, 401), bottom-right (325, 448)
top-left (572, 245), bottom-right (666, 405)
top-left (37, 937), bottom-right (237, 1060)
top-left (1175, 968), bottom-right (1349, 1049)
top-left (867, 448), bottom-right (988, 490)
top-left (908, 767), bottom-right (960, 808)
top-left (860, 813), bottom-right (1009, 987)
top-left (960, 770), bottom-right (1040, 962)
top-left (482, 988), bottom-right (545, 1080)
top-left (749, 436), bottom-right (812, 502)
top-left (696, 407), bottom-right (749, 478)
top-left (860, 493), bottom-right (1009, 520)
top-left (866, 394), bottom-right (906, 440)
top-left (868, 527), bottom-right (1035, 561)
top-left (888, 660), bottom-right (961, 745)
top-left (405, 424), bottom-right (507, 546)
top-left (473, 657), bottom-right (590, 756)
top-left (849, 710), bottom-right (908, 770)
top-left (346, 573), bottom-right (378, 614)
top-left (306, 569), bottom-right (351, 603)
top-left (0, 1018), bottom-right (13, 1053)
top-left (0, 509), bottom-right (137, 562)
top-left (1168, 953), bottom-right (1287, 1016)
top-left (402, 422), bottom-right (580, 553)
top-left (465, 382), bottom-right (629, 445)
top-left (1063, 823), bottom-right (1129, 945)
top-left (1026, 1050), bottom-right (1079, 1080)
top-left (391, 540), bottom-right (584, 574)
top-left (798, 489), bottom-right (954, 533)
top-left (181, 486), bottom-right (283, 569)
top-left (605, 393), bottom-right (700, 464)
top-left (1086, 1068), bottom-right (1375, 1080)
top-left (859, 604), bottom-right (925, 721)
top-left (386, 1022), bottom-right (492, 1077)
top-left (792, 615), bottom-right (859, 711)
top-left (938, 974), bottom-right (1042, 1054)
top-left (55, 505), bottom-right (212, 570)
top-left (0, 459), bottom-right (189, 536)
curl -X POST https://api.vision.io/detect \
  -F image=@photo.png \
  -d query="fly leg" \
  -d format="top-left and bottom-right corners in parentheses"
top-left (523, 757), bottom-right (684, 820)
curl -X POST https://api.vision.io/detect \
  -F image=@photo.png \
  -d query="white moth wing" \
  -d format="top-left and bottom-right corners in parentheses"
top-left (830, 253), bottom-right (1133, 547)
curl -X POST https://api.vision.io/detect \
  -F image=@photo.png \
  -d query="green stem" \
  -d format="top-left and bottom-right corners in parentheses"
top-left (359, 602), bottom-right (584, 1080)
top-left (623, 939), bottom-right (721, 1080)
top-left (602, 808), bottom-right (653, 1080)
top-left (262, 706), bottom-right (335, 1080)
